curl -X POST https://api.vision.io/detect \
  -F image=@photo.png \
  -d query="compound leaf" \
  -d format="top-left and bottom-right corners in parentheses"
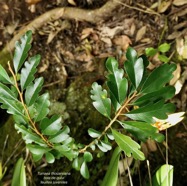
top-left (125, 100), bottom-right (175, 123)
top-left (120, 121), bottom-right (165, 142)
top-left (101, 147), bottom-right (121, 186)
top-left (124, 47), bottom-right (144, 88)
top-left (91, 82), bottom-right (111, 119)
top-left (106, 57), bottom-right (128, 108)
top-left (34, 93), bottom-right (50, 122)
top-left (0, 65), bottom-right (12, 84)
top-left (112, 129), bottom-right (145, 160)
top-left (20, 55), bottom-right (41, 91)
top-left (25, 77), bottom-right (44, 106)
top-left (13, 30), bottom-right (32, 73)
top-left (141, 63), bottom-right (176, 93)
top-left (40, 115), bottom-right (62, 135)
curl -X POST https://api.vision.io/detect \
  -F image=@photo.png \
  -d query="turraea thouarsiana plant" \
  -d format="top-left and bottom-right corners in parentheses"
top-left (0, 31), bottom-right (177, 180)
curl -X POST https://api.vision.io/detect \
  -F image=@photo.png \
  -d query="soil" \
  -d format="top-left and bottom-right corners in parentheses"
top-left (0, 0), bottom-right (187, 186)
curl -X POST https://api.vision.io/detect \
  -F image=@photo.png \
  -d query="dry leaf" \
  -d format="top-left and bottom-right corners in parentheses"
top-left (176, 36), bottom-right (187, 59)
top-left (99, 26), bottom-right (124, 38)
top-left (118, 157), bottom-right (133, 175)
top-left (100, 37), bottom-right (112, 46)
top-left (68, 0), bottom-right (77, 6)
top-left (25, 0), bottom-right (42, 5)
top-left (81, 28), bottom-right (94, 40)
top-left (146, 139), bottom-right (157, 152)
top-left (158, 1), bottom-right (171, 13)
top-left (135, 26), bottom-right (147, 42)
top-left (173, 0), bottom-right (187, 6)
top-left (170, 63), bottom-right (181, 85)
top-left (113, 35), bottom-right (132, 51)
top-left (5, 21), bottom-right (19, 35)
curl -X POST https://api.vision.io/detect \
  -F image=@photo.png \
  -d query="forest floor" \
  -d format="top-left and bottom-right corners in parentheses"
top-left (0, 0), bottom-right (187, 186)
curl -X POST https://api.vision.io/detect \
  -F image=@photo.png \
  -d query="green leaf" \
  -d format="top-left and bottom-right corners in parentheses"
top-left (20, 54), bottom-right (41, 90)
top-left (158, 43), bottom-right (171, 53)
top-left (124, 47), bottom-right (144, 88)
top-left (145, 47), bottom-right (158, 57)
top-left (158, 55), bottom-right (169, 63)
top-left (48, 126), bottom-right (70, 143)
top-left (0, 65), bottom-right (12, 84)
top-left (0, 83), bottom-right (17, 101)
top-left (40, 115), bottom-right (62, 135)
top-left (13, 30), bottom-right (32, 73)
top-left (134, 86), bottom-right (175, 106)
top-left (141, 63), bottom-right (176, 93)
top-left (25, 77), bottom-right (44, 106)
top-left (53, 144), bottom-right (77, 161)
top-left (0, 98), bottom-right (25, 117)
top-left (83, 152), bottom-right (93, 162)
top-left (152, 164), bottom-right (173, 186)
top-left (90, 82), bottom-right (111, 118)
top-left (106, 133), bottom-right (114, 140)
top-left (27, 144), bottom-right (50, 155)
top-left (45, 152), bottom-right (55, 163)
top-left (88, 128), bottom-right (101, 138)
top-left (125, 100), bottom-right (175, 123)
top-left (97, 143), bottom-right (108, 152)
top-left (80, 161), bottom-right (90, 179)
top-left (112, 129), bottom-right (145, 160)
top-left (11, 158), bottom-right (26, 186)
top-left (72, 157), bottom-right (82, 171)
top-left (15, 124), bottom-right (46, 145)
top-left (101, 147), bottom-right (121, 186)
top-left (34, 93), bottom-right (50, 122)
top-left (120, 121), bottom-right (165, 142)
top-left (106, 57), bottom-right (128, 107)
top-left (100, 140), bottom-right (112, 151)
top-left (27, 144), bottom-right (50, 162)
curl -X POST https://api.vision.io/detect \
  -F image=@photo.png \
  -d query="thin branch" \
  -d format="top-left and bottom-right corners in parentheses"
top-left (8, 62), bottom-right (53, 148)
top-left (79, 91), bottom-right (137, 153)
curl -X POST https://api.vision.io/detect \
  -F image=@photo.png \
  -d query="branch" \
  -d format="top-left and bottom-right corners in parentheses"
top-left (79, 91), bottom-right (137, 153)
top-left (0, 0), bottom-right (125, 68)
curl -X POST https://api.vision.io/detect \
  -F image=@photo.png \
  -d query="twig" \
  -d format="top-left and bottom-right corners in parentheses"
top-left (79, 91), bottom-right (137, 153)
top-left (8, 62), bottom-right (53, 148)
